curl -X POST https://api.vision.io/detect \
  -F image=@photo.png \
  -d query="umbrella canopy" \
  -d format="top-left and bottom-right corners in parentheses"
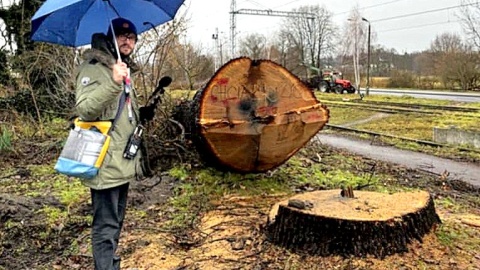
top-left (31, 0), bottom-right (184, 47)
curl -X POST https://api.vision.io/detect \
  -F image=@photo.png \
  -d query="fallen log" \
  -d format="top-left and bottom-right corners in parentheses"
top-left (173, 57), bottom-right (330, 173)
top-left (266, 190), bottom-right (441, 258)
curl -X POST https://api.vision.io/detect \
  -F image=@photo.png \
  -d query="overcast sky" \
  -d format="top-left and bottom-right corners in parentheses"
top-left (178, 0), bottom-right (465, 54)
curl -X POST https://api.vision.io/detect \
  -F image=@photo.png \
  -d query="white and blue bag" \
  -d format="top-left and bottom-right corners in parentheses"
top-left (54, 120), bottom-right (112, 179)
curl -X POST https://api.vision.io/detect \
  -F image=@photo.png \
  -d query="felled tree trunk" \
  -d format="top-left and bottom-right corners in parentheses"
top-left (173, 57), bottom-right (329, 173)
top-left (267, 190), bottom-right (441, 258)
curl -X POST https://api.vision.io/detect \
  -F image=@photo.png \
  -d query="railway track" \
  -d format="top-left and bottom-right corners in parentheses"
top-left (320, 99), bottom-right (480, 114)
top-left (325, 124), bottom-right (480, 154)
top-left (326, 124), bottom-right (480, 153)
top-left (318, 98), bottom-right (480, 154)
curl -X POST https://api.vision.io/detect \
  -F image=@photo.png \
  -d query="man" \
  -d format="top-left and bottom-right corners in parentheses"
top-left (75, 18), bottom-right (152, 270)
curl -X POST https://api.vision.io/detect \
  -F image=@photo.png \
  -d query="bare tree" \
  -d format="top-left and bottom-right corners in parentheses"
top-left (133, 14), bottom-right (213, 93)
top-left (238, 33), bottom-right (266, 59)
top-left (279, 5), bottom-right (335, 78)
top-left (271, 30), bottom-right (289, 66)
top-left (459, 0), bottom-right (480, 49)
top-left (269, 29), bottom-right (303, 75)
top-left (340, 7), bottom-right (370, 90)
top-left (168, 39), bottom-right (214, 90)
top-left (134, 19), bottom-right (187, 98)
top-left (429, 32), bottom-right (480, 90)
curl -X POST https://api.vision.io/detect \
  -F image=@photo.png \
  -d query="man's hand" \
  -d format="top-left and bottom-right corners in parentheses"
top-left (112, 59), bottom-right (128, 85)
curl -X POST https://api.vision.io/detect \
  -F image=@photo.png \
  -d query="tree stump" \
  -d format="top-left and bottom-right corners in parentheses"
top-left (173, 57), bottom-right (330, 173)
top-left (266, 190), bottom-right (441, 258)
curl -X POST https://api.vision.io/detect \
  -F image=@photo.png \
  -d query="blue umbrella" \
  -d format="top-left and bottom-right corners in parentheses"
top-left (31, 0), bottom-right (184, 47)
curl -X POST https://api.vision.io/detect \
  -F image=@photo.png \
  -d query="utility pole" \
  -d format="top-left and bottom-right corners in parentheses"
top-left (212, 28), bottom-right (219, 71)
top-left (362, 17), bottom-right (371, 96)
top-left (230, 0), bottom-right (236, 57)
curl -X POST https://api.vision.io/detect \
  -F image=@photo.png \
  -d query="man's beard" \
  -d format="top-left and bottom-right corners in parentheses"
top-left (119, 45), bottom-right (133, 57)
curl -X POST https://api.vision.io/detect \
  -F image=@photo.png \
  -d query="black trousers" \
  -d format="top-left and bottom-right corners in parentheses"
top-left (90, 183), bottom-right (129, 270)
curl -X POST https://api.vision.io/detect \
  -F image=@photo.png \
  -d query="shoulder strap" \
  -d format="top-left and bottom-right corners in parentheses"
top-left (110, 90), bottom-right (126, 133)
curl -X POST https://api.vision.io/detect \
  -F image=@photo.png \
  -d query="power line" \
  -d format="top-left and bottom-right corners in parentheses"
top-left (372, 3), bottom-right (474, 22)
top-left (242, 0), bottom-right (270, 10)
top-left (333, 0), bottom-right (408, 16)
top-left (273, 0), bottom-right (304, 9)
top-left (361, 0), bottom-right (408, 10)
top-left (378, 19), bottom-right (461, 33)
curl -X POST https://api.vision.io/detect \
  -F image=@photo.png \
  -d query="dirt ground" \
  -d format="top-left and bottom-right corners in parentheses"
top-left (1, 138), bottom-right (480, 270)
top-left (121, 168), bottom-right (480, 270)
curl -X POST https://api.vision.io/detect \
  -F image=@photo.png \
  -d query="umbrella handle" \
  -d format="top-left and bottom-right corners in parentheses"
top-left (109, 20), bottom-right (122, 61)
top-left (104, 1), bottom-right (121, 61)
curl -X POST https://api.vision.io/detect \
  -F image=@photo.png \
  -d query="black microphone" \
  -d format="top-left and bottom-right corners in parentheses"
top-left (152, 76), bottom-right (172, 96)
top-left (147, 76), bottom-right (172, 105)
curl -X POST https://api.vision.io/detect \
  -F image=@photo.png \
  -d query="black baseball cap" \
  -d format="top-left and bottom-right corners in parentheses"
top-left (107, 18), bottom-right (137, 38)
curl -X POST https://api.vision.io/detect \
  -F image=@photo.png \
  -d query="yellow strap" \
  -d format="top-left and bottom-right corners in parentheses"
top-left (74, 118), bottom-right (112, 135)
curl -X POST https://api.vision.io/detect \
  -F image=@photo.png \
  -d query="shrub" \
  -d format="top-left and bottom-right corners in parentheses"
top-left (387, 70), bottom-right (415, 88)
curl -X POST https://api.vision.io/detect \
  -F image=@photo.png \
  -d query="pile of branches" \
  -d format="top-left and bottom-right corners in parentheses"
top-left (142, 93), bottom-right (203, 174)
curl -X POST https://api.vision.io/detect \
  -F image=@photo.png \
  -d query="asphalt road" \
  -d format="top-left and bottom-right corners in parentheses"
top-left (358, 88), bottom-right (480, 103)
top-left (316, 134), bottom-right (480, 189)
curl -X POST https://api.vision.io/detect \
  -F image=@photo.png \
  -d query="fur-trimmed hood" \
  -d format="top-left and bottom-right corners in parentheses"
top-left (82, 48), bottom-right (139, 74)
top-left (82, 48), bottom-right (116, 67)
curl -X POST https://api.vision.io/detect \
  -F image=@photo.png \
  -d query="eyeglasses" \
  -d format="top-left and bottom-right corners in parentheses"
top-left (117, 33), bottom-right (136, 42)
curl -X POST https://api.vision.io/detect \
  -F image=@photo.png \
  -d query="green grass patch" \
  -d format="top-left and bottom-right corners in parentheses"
top-left (1, 163), bottom-right (93, 242)
top-left (316, 92), bottom-right (473, 107)
top-left (163, 152), bottom-right (400, 231)
top-left (39, 206), bottom-right (68, 230)
top-left (164, 165), bottom-right (293, 230)
top-left (45, 117), bottom-right (70, 137)
top-left (355, 113), bottom-right (434, 140)
top-left (0, 125), bottom-right (13, 152)
top-left (327, 106), bottom-right (378, 125)
top-left (166, 89), bottom-right (197, 101)
top-left (436, 220), bottom-right (480, 251)
top-left (318, 92), bottom-right (480, 161)
top-left (19, 165), bottom-right (88, 204)
top-left (355, 111), bottom-right (480, 140)
top-left (433, 112), bottom-right (480, 132)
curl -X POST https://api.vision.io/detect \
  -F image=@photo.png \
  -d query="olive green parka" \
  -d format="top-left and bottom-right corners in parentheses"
top-left (75, 38), bottom-right (143, 190)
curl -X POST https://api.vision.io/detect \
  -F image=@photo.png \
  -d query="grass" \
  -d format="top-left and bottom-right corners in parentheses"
top-left (436, 220), bottom-right (480, 249)
top-left (163, 151), bottom-right (410, 232)
top-left (2, 89), bottom-right (480, 267)
top-left (1, 159), bottom-right (90, 237)
top-left (315, 92), bottom-right (480, 161)
top-left (0, 125), bottom-right (13, 152)
top-left (148, 90), bottom-right (479, 232)
top-left (326, 106), bottom-right (378, 125)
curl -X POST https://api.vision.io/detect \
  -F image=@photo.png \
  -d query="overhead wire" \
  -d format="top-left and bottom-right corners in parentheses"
top-left (333, 0), bottom-right (408, 16)
top-left (273, 0), bottom-right (304, 9)
top-left (378, 19), bottom-right (462, 33)
top-left (228, 0), bottom-right (472, 50)
top-left (366, 2), bottom-right (472, 36)
top-left (371, 2), bottom-right (475, 22)
top-left (241, 0), bottom-right (270, 10)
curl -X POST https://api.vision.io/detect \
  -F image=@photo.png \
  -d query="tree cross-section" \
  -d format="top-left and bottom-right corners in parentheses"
top-left (172, 57), bottom-right (330, 173)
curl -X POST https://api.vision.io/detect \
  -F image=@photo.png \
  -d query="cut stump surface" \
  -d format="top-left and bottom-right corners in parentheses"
top-left (267, 190), bottom-right (441, 258)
